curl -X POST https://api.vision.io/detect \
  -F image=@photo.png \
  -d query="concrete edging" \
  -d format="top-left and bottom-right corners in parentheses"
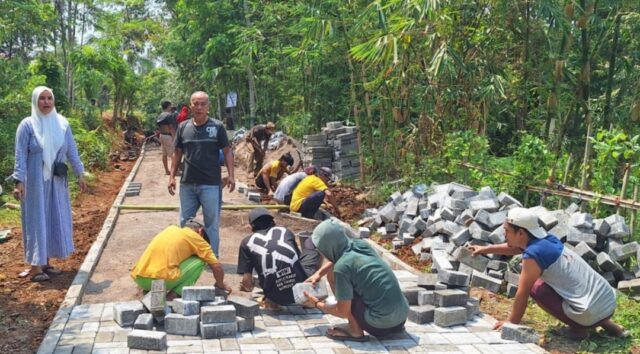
top-left (37, 145), bottom-right (147, 354)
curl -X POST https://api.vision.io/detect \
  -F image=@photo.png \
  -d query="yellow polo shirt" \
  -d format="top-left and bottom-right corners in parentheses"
top-left (266, 160), bottom-right (285, 179)
top-left (130, 225), bottom-right (218, 280)
top-left (290, 175), bottom-right (328, 212)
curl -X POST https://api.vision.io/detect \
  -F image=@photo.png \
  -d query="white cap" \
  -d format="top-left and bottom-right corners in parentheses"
top-left (506, 208), bottom-right (547, 239)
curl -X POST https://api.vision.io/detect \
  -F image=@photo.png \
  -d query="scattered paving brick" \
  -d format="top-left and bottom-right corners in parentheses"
top-left (434, 306), bottom-right (467, 327)
top-left (501, 323), bottom-right (540, 344)
top-left (408, 305), bottom-right (435, 324)
top-left (127, 329), bottom-right (167, 351)
top-left (113, 301), bottom-right (146, 327)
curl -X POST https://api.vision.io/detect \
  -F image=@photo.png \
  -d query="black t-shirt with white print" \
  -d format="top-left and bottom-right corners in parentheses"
top-left (237, 227), bottom-right (307, 305)
top-left (174, 118), bottom-right (228, 185)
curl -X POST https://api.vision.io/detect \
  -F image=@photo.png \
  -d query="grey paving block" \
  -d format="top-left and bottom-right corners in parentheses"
top-left (402, 286), bottom-right (423, 305)
top-left (440, 220), bottom-right (462, 236)
top-left (113, 301), bottom-right (146, 327)
top-left (164, 313), bottom-right (200, 336)
top-left (593, 219), bottom-right (610, 237)
top-left (127, 329), bottom-right (166, 351)
top-left (535, 209), bottom-right (558, 230)
top-left (434, 306), bottom-right (467, 327)
top-left (406, 197), bottom-right (420, 217)
top-left (172, 298), bottom-right (200, 316)
top-left (574, 241), bottom-right (597, 260)
top-left (437, 269), bottom-right (470, 287)
top-left (451, 228), bottom-right (471, 246)
top-left (408, 305), bottom-right (435, 324)
top-left (133, 313), bottom-right (154, 330)
top-left (603, 271), bottom-right (616, 285)
top-left (292, 282), bottom-right (329, 305)
top-left (488, 270), bottom-right (504, 279)
top-left (501, 323), bottom-right (540, 343)
top-left (434, 289), bottom-right (468, 307)
top-left (617, 278), bottom-right (640, 294)
top-left (417, 274), bottom-right (438, 290)
top-left (441, 207), bottom-right (457, 221)
top-left (358, 227), bottom-right (370, 238)
top-left (459, 209), bottom-right (475, 225)
top-left (465, 299), bottom-right (480, 320)
top-left (402, 234), bottom-right (415, 245)
top-left (497, 192), bottom-right (522, 207)
top-left (471, 271), bottom-right (503, 293)
top-left (201, 296), bottom-right (227, 307)
top-left (608, 222), bottom-right (630, 239)
top-left (237, 316), bottom-right (255, 332)
top-left (506, 283), bottom-right (518, 298)
top-left (488, 225), bottom-right (506, 244)
top-left (597, 252), bottom-right (624, 272)
top-left (469, 198), bottom-right (500, 213)
top-left (453, 246), bottom-right (490, 272)
top-left (200, 321), bottom-right (237, 339)
top-left (201, 305), bottom-right (236, 324)
top-left (569, 213), bottom-right (593, 229)
top-left (610, 242), bottom-right (638, 262)
top-left (566, 228), bottom-right (597, 248)
top-left (417, 290), bottom-right (435, 306)
top-left (604, 214), bottom-right (625, 226)
top-left (182, 286), bottom-right (216, 301)
top-left (385, 223), bottom-right (399, 234)
top-left (474, 210), bottom-right (491, 229)
top-left (141, 291), bottom-right (166, 322)
top-left (469, 222), bottom-right (491, 242)
top-left (432, 250), bottom-right (454, 271)
top-left (227, 296), bottom-right (259, 319)
top-left (487, 260), bottom-right (508, 271)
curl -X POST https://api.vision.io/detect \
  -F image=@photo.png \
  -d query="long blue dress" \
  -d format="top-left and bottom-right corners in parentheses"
top-left (12, 118), bottom-right (85, 266)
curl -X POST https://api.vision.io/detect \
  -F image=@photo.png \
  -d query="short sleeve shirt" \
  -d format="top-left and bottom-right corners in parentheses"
top-left (333, 240), bottom-right (409, 328)
top-left (267, 160), bottom-right (285, 179)
top-left (250, 125), bottom-right (271, 142)
top-left (274, 172), bottom-right (307, 201)
top-left (289, 175), bottom-right (328, 212)
top-left (237, 227), bottom-right (307, 305)
top-left (175, 118), bottom-right (229, 185)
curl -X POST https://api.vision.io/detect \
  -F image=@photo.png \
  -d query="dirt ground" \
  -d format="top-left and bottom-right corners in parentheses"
top-left (0, 159), bottom-right (135, 354)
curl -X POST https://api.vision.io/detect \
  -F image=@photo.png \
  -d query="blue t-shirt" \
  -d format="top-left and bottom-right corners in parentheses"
top-left (523, 235), bottom-right (564, 270)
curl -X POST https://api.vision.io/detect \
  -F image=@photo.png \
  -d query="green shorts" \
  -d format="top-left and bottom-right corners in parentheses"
top-left (134, 256), bottom-right (205, 296)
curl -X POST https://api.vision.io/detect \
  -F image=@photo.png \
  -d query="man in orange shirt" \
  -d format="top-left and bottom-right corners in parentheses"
top-left (131, 218), bottom-right (231, 299)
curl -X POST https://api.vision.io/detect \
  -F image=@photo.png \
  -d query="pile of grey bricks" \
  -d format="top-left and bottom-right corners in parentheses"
top-left (116, 282), bottom-right (259, 351)
top-left (358, 182), bottom-right (640, 331)
top-left (303, 121), bottom-right (361, 180)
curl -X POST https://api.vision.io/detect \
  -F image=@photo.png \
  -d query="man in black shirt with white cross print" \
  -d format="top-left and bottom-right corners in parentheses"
top-left (237, 208), bottom-right (322, 306)
top-left (168, 91), bottom-right (235, 257)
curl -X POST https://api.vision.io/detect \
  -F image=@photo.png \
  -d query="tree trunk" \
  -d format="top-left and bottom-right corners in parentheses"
top-left (579, 0), bottom-right (593, 190)
top-left (602, 13), bottom-right (621, 127)
top-left (243, 0), bottom-right (257, 126)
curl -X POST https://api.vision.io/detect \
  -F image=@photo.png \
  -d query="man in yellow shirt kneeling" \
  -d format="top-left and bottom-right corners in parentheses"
top-left (131, 218), bottom-right (231, 299)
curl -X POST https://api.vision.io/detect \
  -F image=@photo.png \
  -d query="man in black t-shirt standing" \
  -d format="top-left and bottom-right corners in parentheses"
top-left (237, 208), bottom-right (321, 306)
top-left (168, 91), bottom-right (235, 256)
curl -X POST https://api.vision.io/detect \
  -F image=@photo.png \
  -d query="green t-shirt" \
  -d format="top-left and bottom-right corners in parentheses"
top-left (333, 239), bottom-right (409, 328)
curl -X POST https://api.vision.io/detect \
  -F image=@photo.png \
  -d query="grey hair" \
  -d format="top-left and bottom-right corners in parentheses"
top-left (190, 91), bottom-right (210, 104)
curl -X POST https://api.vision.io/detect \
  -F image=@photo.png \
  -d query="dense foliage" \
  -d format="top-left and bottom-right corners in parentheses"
top-left (1, 0), bottom-right (640, 218)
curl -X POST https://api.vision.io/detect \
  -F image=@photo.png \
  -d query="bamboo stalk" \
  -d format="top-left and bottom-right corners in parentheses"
top-left (118, 204), bottom-right (290, 211)
top-left (617, 163), bottom-right (630, 215)
top-left (527, 186), bottom-right (640, 210)
top-left (558, 154), bottom-right (573, 209)
top-left (631, 185), bottom-right (638, 241)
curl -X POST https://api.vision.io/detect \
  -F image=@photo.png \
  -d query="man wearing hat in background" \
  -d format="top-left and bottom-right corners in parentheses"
top-left (237, 208), bottom-right (322, 306)
top-left (469, 207), bottom-right (628, 340)
top-left (254, 152), bottom-right (294, 196)
top-left (289, 167), bottom-right (340, 219)
top-left (130, 218), bottom-right (231, 300)
top-left (247, 122), bottom-right (275, 177)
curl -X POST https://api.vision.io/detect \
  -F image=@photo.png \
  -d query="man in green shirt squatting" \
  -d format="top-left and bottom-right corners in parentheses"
top-left (303, 219), bottom-right (409, 342)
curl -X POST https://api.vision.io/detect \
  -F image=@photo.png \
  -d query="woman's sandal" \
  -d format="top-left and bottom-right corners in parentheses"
top-left (31, 272), bottom-right (50, 282)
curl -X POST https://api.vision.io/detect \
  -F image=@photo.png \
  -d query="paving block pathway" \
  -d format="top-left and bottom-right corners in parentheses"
top-left (37, 146), bottom-right (548, 353)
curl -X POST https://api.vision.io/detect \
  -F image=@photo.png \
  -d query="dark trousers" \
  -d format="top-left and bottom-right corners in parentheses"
top-left (351, 294), bottom-right (405, 337)
top-left (298, 191), bottom-right (325, 219)
top-left (530, 279), bottom-right (612, 330)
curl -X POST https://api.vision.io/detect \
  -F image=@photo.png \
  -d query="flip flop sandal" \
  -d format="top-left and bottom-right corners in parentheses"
top-left (326, 327), bottom-right (369, 342)
top-left (31, 272), bottom-right (50, 282)
top-left (43, 266), bottom-right (62, 275)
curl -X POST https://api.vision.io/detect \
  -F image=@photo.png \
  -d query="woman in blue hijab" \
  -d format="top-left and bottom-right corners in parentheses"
top-left (304, 219), bottom-right (408, 341)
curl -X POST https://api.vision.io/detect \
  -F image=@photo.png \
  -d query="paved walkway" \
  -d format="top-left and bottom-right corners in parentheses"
top-left (38, 147), bottom-right (548, 353)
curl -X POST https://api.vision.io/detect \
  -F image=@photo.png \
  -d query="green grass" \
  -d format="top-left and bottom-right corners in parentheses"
top-left (522, 292), bottom-right (640, 353)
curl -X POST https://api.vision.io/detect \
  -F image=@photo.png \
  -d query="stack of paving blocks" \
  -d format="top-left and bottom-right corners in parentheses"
top-left (303, 121), bottom-right (361, 180)
top-left (359, 182), bottom-right (640, 300)
top-left (119, 282), bottom-right (259, 350)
